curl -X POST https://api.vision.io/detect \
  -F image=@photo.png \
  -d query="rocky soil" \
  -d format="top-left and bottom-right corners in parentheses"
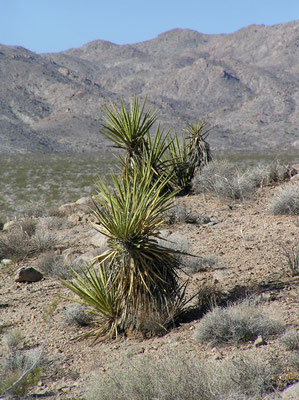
top-left (0, 176), bottom-right (298, 399)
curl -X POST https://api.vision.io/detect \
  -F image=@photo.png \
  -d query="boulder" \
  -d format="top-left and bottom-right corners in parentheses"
top-left (15, 267), bottom-right (43, 283)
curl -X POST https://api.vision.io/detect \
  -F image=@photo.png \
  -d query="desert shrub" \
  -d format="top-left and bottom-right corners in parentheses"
top-left (281, 242), bottom-right (299, 276)
top-left (182, 255), bottom-right (218, 273)
top-left (268, 186), bottom-right (299, 215)
top-left (37, 216), bottom-right (69, 230)
top-left (0, 229), bottom-right (32, 260)
top-left (280, 328), bottom-right (299, 351)
top-left (31, 227), bottom-right (56, 252)
top-left (247, 161), bottom-right (290, 187)
top-left (0, 222), bottom-right (56, 261)
top-left (86, 351), bottom-right (280, 400)
top-left (195, 298), bottom-right (285, 346)
top-left (0, 330), bottom-right (42, 397)
top-left (192, 161), bottom-right (256, 200)
top-left (36, 253), bottom-right (74, 279)
top-left (63, 304), bottom-right (94, 326)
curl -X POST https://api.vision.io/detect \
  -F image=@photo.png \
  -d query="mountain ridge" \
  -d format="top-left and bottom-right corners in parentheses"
top-left (0, 21), bottom-right (298, 153)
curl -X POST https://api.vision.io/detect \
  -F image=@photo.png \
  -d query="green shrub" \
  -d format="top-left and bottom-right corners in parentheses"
top-left (195, 298), bottom-right (285, 346)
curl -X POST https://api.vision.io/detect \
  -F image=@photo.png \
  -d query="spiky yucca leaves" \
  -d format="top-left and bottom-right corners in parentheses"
top-left (164, 131), bottom-right (196, 195)
top-left (101, 98), bottom-right (158, 164)
top-left (91, 164), bottom-right (182, 333)
top-left (184, 120), bottom-right (212, 168)
top-left (62, 262), bottom-right (120, 343)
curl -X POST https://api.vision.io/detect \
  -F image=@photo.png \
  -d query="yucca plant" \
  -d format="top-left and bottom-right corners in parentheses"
top-left (90, 164), bottom-right (185, 333)
top-left (163, 131), bottom-right (196, 195)
top-left (62, 262), bottom-right (120, 343)
top-left (184, 120), bottom-right (212, 168)
top-left (101, 97), bottom-right (158, 166)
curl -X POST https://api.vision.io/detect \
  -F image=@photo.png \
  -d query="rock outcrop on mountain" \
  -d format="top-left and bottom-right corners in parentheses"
top-left (0, 21), bottom-right (298, 153)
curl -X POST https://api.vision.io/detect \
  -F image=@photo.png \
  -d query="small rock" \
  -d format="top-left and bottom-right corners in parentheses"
top-left (59, 203), bottom-right (76, 216)
top-left (290, 174), bottom-right (299, 182)
top-left (3, 221), bottom-right (16, 231)
top-left (75, 196), bottom-right (93, 206)
top-left (15, 267), bottom-right (43, 283)
top-left (254, 335), bottom-right (267, 347)
top-left (281, 381), bottom-right (299, 399)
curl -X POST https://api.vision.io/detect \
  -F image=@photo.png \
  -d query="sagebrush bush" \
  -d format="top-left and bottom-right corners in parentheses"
top-left (268, 186), bottom-right (299, 215)
top-left (36, 253), bottom-right (74, 279)
top-left (280, 328), bottom-right (299, 351)
top-left (87, 351), bottom-right (280, 400)
top-left (63, 304), bottom-right (94, 326)
top-left (192, 161), bottom-right (255, 200)
top-left (0, 223), bottom-right (56, 261)
top-left (195, 298), bottom-right (285, 346)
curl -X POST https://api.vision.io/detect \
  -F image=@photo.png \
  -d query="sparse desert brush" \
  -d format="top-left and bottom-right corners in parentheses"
top-left (268, 186), bottom-right (299, 215)
top-left (281, 241), bottom-right (299, 276)
top-left (36, 252), bottom-right (74, 279)
top-left (247, 161), bottom-right (290, 187)
top-left (280, 328), bottom-right (299, 351)
top-left (192, 161), bottom-right (255, 200)
top-left (0, 330), bottom-right (43, 397)
top-left (195, 297), bottom-right (285, 346)
top-left (0, 223), bottom-right (56, 261)
top-left (63, 304), bottom-right (94, 326)
top-left (86, 350), bottom-right (280, 400)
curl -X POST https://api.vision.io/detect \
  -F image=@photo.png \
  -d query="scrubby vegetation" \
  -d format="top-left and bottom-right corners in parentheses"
top-left (192, 160), bottom-right (291, 200)
top-left (194, 298), bottom-right (285, 346)
top-left (62, 98), bottom-right (210, 341)
top-left (87, 351), bottom-right (281, 400)
top-left (269, 186), bottom-right (299, 215)
top-left (0, 330), bottom-right (43, 397)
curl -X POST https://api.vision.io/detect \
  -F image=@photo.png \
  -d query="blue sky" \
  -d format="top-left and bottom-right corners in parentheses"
top-left (1, 0), bottom-right (298, 53)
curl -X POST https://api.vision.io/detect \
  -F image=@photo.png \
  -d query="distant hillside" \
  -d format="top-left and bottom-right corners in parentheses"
top-left (0, 21), bottom-right (298, 153)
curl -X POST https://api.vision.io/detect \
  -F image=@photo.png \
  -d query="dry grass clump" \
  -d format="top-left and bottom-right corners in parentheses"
top-left (194, 298), bottom-right (285, 346)
top-left (268, 186), bottom-right (299, 215)
top-left (279, 328), bottom-right (299, 351)
top-left (87, 351), bottom-right (280, 400)
top-left (63, 304), bottom-right (94, 327)
top-left (0, 330), bottom-right (42, 397)
top-left (281, 241), bottom-right (299, 276)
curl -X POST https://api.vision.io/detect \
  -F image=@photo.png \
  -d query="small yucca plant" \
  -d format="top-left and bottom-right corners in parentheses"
top-left (101, 97), bottom-right (158, 165)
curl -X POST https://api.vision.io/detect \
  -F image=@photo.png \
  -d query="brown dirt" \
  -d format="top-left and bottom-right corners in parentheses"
top-left (0, 180), bottom-right (298, 399)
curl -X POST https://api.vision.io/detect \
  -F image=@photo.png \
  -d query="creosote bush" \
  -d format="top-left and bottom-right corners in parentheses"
top-left (87, 351), bottom-right (281, 400)
top-left (195, 297), bottom-right (285, 346)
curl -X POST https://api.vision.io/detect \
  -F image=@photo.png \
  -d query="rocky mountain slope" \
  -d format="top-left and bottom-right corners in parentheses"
top-left (0, 21), bottom-right (298, 153)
